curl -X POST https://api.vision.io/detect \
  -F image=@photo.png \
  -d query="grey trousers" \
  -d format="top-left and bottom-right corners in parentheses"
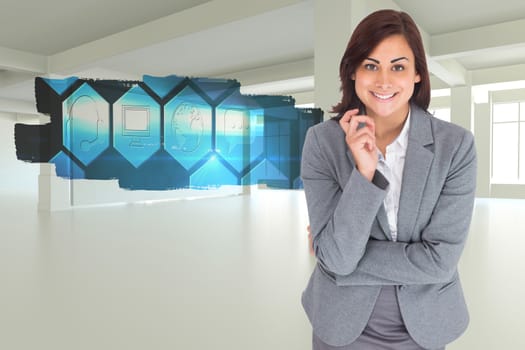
top-left (312, 286), bottom-right (445, 350)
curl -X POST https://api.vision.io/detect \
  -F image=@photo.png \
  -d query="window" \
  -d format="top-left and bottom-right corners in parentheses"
top-left (491, 101), bottom-right (525, 184)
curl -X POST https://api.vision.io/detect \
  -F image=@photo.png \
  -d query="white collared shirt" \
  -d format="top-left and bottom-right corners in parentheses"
top-left (376, 111), bottom-right (411, 242)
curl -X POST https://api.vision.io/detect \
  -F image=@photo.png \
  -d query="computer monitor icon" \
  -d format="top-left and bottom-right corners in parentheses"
top-left (122, 105), bottom-right (150, 147)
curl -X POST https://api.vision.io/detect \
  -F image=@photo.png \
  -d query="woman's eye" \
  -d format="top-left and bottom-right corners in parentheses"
top-left (364, 64), bottom-right (377, 71)
top-left (392, 65), bottom-right (405, 72)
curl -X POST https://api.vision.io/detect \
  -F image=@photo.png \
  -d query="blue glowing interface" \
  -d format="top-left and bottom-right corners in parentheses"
top-left (14, 75), bottom-right (322, 190)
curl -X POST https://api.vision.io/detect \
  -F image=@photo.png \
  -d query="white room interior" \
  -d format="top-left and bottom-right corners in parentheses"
top-left (1, 0), bottom-right (525, 349)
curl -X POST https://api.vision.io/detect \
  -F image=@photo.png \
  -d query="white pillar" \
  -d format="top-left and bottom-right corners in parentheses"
top-left (38, 164), bottom-right (72, 211)
top-left (450, 85), bottom-right (473, 131)
top-left (473, 102), bottom-right (491, 198)
top-left (37, 112), bottom-right (72, 211)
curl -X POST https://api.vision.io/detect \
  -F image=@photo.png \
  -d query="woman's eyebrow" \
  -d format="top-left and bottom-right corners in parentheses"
top-left (364, 56), bottom-right (409, 64)
top-left (365, 57), bottom-right (380, 64)
top-left (391, 56), bottom-right (409, 63)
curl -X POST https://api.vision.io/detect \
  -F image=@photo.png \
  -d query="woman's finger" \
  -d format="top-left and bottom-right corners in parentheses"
top-left (339, 108), bottom-right (359, 133)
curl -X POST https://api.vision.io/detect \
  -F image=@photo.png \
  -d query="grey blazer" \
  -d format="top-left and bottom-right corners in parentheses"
top-left (300, 104), bottom-right (477, 349)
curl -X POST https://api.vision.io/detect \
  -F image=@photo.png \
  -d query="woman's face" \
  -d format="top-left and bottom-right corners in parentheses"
top-left (353, 34), bottom-right (420, 122)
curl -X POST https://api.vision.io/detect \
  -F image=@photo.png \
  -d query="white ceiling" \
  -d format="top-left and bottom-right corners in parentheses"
top-left (2, 0), bottom-right (525, 113)
top-left (0, 0), bottom-right (213, 55)
top-left (394, 0), bottom-right (525, 35)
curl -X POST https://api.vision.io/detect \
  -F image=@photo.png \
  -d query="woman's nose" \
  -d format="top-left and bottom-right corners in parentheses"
top-left (375, 71), bottom-right (392, 89)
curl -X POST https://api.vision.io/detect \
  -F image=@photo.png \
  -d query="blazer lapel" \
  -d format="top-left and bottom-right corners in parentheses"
top-left (397, 106), bottom-right (435, 242)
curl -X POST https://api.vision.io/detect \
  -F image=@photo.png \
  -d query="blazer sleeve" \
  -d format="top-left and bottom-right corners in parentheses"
top-left (301, 125), bottom-right (389, 276)
top-left (333, 131), bottom-right (477, 286)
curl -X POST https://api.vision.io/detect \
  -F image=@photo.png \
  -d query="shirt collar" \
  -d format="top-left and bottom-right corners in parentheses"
top-left (387, 108), bottom-right (411, 153)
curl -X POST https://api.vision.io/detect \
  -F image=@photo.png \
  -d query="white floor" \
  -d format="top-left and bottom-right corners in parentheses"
top-left (1, 188), bottom-right (524, 350)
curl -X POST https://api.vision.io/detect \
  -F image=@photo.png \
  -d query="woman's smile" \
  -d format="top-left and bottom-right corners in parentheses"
top-left (371, 91), bottom-right (397, 100)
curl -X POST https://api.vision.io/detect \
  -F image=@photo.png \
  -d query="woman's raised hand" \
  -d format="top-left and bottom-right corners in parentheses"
top-left (339, 109), bottom-right (378, 181)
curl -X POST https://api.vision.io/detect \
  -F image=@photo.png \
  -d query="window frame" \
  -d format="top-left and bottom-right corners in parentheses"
top-left (490, 89), bottom-right (525, 184)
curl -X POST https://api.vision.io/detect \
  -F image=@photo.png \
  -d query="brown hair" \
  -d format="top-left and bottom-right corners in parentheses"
top-left (332, 9), bottom-right (430, 116)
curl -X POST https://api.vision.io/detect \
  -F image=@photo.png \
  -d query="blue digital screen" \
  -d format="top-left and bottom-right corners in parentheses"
top-left (14, 75), bottom-right (323, 190)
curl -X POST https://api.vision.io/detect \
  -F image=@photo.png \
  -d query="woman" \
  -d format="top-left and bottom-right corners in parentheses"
top-left (301, 9), bottom-right (477, 350)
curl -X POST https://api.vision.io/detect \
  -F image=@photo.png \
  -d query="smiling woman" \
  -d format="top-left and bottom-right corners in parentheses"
top-left (351, 34), bottom-right (421, 155)
top-left (300, 9), bottom-right (477, 350)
